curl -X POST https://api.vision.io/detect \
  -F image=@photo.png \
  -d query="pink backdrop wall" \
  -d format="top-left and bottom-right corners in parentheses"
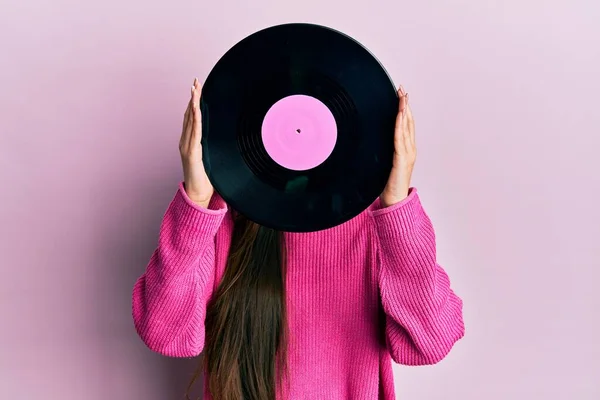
top-left (1, 0), bottom-right (599, 399)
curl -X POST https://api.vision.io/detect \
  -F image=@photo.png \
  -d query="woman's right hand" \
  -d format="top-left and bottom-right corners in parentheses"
top-left (179, 78), bottom-right (214, 208)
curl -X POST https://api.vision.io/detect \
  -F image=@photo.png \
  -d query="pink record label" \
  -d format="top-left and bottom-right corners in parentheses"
top-left (261, 95), bottom-right (337, 171)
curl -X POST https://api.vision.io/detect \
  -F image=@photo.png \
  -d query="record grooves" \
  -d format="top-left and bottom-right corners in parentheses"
top-left (236, 68), bottom-right (359, 191)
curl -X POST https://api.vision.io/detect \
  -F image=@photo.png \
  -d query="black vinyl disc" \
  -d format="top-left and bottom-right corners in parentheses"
top-left (200, 23), bottom-right (398, 232)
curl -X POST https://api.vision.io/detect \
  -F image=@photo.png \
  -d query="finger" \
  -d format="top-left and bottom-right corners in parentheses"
top-left (395, 122), bottom-right (407, 155)
top-left (394, 106), bottom-right (407, 155)
top-left (182, 84), bottom-right (194, 131)
top-left (180, 87), bottom-right (194, 149)
top-left (183, 85), bottom-right (195, 147)
top-left (395, 90), bottom-right (407, 130)
top-left (405, 99), bottom-right (415, 147)
top-left (401, 94), bottom-right (409, 136)
top-left (397, 87), bottom-right (407, 113)
top-left (401, 94), bottom-right (411, 145)
top-left (403, 108), bottom-right (412, 152)
top-left (189, 83), bottom-right (202, 148)
top-left (398, 85), bottom-right (406, 97)
top-left (394, 106), bottom-right (406, 141)
top-left (183, 99), bottom-right (191, 126)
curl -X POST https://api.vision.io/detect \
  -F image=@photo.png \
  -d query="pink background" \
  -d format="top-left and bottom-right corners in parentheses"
top-left (1, 0), bottom-right (599, 399)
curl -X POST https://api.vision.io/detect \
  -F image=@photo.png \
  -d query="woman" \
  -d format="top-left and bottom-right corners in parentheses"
top-left (132, 78), bottom-right (465, 400)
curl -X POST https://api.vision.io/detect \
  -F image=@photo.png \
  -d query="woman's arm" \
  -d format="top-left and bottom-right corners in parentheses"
top-left (371, 189), bottom-right (465, 365)
top-left (132, 79), bottom-right (228, 357)
top-left (132, 184), bottom-right (230, 357)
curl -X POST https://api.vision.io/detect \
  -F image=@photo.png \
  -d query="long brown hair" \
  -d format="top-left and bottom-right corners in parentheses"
top-left (187, 214), bottom-right (288, 400)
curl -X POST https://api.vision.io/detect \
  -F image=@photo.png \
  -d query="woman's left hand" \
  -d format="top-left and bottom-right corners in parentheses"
top-left (381, 86), bottom-right (416, 208)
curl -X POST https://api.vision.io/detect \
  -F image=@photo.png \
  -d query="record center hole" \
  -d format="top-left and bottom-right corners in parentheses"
top-left (296, 129), bottom-right (301, 134)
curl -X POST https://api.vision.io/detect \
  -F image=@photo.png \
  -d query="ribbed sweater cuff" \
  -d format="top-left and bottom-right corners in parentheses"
top-left (177, 182), bottom-right (227, 215)
top-left (371, 188), bottom-right (421, 235)
top-left (371, 188), bottom-right (438, 279)
top-left (160, 183), bottom-right (228, 258)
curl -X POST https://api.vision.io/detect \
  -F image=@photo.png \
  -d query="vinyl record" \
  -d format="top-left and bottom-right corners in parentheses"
top-left (200, 23), bottom-right (398, 232)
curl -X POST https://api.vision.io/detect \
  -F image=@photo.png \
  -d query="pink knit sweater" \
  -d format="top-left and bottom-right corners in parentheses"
top-left (132, 183), bottom-right (465, 399)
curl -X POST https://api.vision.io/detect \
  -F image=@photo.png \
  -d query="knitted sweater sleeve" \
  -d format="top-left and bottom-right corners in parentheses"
top-left (371, 188), bottom-right (465, 365)
top-left (132, 183), bottom-right (229, 357)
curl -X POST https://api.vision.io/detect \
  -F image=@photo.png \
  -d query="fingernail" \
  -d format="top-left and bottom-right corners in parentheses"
top-left (405, 93), bottom-right (409, 102)
top-left (399, 85), bottom-right (405, 94)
